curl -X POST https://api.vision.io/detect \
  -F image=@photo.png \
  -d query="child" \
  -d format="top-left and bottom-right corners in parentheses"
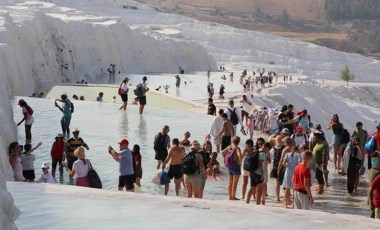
top-left (133, 144), bottom-right (143, 187)
top-left (9, 142), bottom-right (25, 182)
top-left (112, 95), bottom-right (117, 103)
top-left (207, 152), bottom-right (220, 177)
top-left (51, 134), bottom-right (65, 179)
top-left (20, 142), bottom-right (42, 182)
top-left (37, 162), bottom-right (55, 183)
top-left (180, 131), bottom-right (191, 147)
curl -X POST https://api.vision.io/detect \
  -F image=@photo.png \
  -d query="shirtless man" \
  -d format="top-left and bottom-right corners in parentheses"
top-left (162, 138), bottom-right (185, 196)
top-left (216, 113), bottom-right (234, 151)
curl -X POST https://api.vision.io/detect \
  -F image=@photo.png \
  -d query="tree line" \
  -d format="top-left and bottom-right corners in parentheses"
top-left (325, 0), bottom-right (380, 20)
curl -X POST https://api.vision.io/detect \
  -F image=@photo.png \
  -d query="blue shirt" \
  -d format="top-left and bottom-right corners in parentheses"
top-left (119, 148), bottom-right (134, 176)
top-left (63, 99), bottom-right (72, 117)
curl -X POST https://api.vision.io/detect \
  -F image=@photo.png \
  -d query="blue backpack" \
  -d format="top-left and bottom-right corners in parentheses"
top-left (365, 135), bottom-right (377, 153)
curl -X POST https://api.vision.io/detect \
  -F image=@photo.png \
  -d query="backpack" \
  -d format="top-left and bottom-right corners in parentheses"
top-left (243, 150), bottom-right (260, 172)
top-left (154, 133), bottom-right (166, 152)
top-left (228, 108), bottom-right (239, 125)
top-left (26, 106), bottom-right (34, 116)
top-left (224, 149), bottom-right (237, 169)
top-left (365, 134), bottom-right (377, 153)
top-left (181, 152), bottom-right (198, 175)
top-left (340, 129), bottom-right (350, 144)
top-left (134, 84), bottom-right (143, 97)
top-left (291, 133), bottom-right (307, 142)
top-left (118, 86), bottom-right (122, 96)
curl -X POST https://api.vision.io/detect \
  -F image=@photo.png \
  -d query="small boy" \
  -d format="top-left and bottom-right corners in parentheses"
top-left (37, 162), bottom-right (55, 184)
top-left (179, 131), bottom-right (191, 147)
top-left (51, 134), bottom-right (65, 179)
top-left (112, 96), bottom-right (117, 103)
top-left (20, 142), bottom-right (42, 182)
top-left (207, 152), bottom-right (220, 177)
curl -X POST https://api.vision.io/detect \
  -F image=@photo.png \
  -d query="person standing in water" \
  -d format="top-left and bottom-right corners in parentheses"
top-left (17, 99), bottom-right (34, 144)
top-left (55, 93), bottom-right (74, 139)
top-left (139, 76), bottom-right (149, 115)
top-left (119, 78), bottom-right (129, 110)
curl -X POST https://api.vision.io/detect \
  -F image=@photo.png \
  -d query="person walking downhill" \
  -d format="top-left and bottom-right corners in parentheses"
top-left (215, 113), bottom-right (234, 151)
top-left (153, 125), bottom-right (170, 170)
top-left (108, 139), bottom-right (135, 192)
top-left (270, 135), bottom-right (284, 202)
top-left (293, 150), bottom-right (314, 210)
top-left (55, 93), bottom-right (74, 139)
top-left (367, 124), bottom-right (380, 170)
top-left (282, 146), bottom-right (301, 208)
top-left (138, 76), bottom-right (149, 115)
top-left (312, 132), bottom-right (328, 194)
top-left (183, 140), bottom-right (207, 198)
top-left (65, 128), bottom-right (89, 183)
top-left (326, 114), bottom-right (344, 171)
top-left (119, 78), bottom-right (129, 110)
top-left (16, 99), bottom-right (34, 144)
top-left (368, 151), bottom-right (380, 218)
top-left (162, 138), bottom-right (185, 196)
top-left (343, 137), bottom-right (363, 195)
top-left (64, 147), bottom-right (90, 187)
top-left (50, 134), bottom-right (65, 179)
top-left (206, 109), bottom-right (225, 153)
top-left (224, 100), bottom-right (243, 135)
top-left (222, 136), bottom-right (242, 201)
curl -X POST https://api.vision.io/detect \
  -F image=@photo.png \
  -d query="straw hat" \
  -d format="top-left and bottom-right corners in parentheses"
top-left (74, 147), bottom-right (85, 159)
top-left (190, 140), bottom-right (201, 151)
top-left (72, 128), bottom-right (80, 133)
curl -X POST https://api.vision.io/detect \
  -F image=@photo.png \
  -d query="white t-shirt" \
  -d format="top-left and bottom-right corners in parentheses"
top-left (141, 82), bottom-right (148, 96)
top-left (121, 83), bottom-right (128, 94)
top-left (291, 133), bottom-right (307, 147)
top-left (37, 172), bottom-right (55, 183)
top-left (73, 160), bottom-right (90, 178)
top-left (209, 115), bottom-right (224, 137)
top-left (241, 99), bottom-right (253, 112)
top-left (269, 113), bottom-right (279, 130)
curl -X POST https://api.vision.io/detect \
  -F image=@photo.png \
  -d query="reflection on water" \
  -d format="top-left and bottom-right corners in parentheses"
top-left (11, 96), bottom-right (371, 217)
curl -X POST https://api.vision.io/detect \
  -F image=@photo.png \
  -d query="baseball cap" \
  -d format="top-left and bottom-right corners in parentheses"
top-left (118, 138), bottom-right (129, 145)
top-left (296, 126), bottom-right (303, 132)
top-left (41, 162), bottom-right (49, 169)
top-left (281, 128), bottom-right (290, 133)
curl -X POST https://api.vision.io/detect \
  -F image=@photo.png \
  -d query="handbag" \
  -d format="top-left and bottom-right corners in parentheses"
top-left (160, 168), bottom-right (171, 185)
top-left (87, 160), bottom-right (102, 189)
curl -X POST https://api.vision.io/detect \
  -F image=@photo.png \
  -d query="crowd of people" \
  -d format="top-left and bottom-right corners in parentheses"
top-left (9, 70), bottom-right (380, 220)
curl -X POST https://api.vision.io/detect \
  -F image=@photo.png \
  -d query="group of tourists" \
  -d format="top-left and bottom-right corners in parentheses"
top-left (118, 76), bottom-right (149, 114)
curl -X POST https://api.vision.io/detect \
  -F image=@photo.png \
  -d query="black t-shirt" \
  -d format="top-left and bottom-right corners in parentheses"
top-left (207, 103), bottom-right (216, 115)
top-left (278, 112), bottom-right (294, 133)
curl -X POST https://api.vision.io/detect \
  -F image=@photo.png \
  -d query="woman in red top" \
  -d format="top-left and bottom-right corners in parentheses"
top-left (50, 133), bottom-right (65, 179)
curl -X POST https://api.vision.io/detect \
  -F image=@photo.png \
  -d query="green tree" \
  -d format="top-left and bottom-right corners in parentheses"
top-left (340, 65), bottom-right (355, 86)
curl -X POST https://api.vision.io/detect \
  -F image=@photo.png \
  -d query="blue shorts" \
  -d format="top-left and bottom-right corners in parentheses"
top-left (228, 165), bottom-right (241, 175)
top-left (332, 134), bottom-right (341, 146)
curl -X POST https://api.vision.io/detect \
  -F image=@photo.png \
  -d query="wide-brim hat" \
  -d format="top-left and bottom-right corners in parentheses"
top-left (190, 140), bottom-right (201, 150)
top-left (74, 147), bottom-right (85, 159)
top-left (72, 128), bottom-right (80, 133)
top-left (55, 133), bottom-right (64, 139)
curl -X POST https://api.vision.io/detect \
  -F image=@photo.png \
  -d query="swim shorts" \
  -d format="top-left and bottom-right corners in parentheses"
top-left (119, 174), bottom-right (135, 190)
top-left (121, 93), bottom-right (128, 102)
top-left (168, 164), bottom-right (183, 179)
top-left (139, 96), bottom-right (147, 105)
top-left (250, 172), bottom-right (263, 187)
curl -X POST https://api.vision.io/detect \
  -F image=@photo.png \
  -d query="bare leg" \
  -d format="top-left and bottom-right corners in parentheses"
top-left (232, 175), bottom-right (240, 200)
top-left (135, 177), bottom-right (141, 187)
top-left (228, 175), bottom-right (233, 200)
top-left (164, 184), bottom-right (169, 195)
top-left (25, 125), bottom-right (32, 143)
top-left (333, 144), bottom-right (338, 169)
top-left (337, 145), bottom-right (343, 169)
top-left (216, 144), bottom-right (220, 153)
top-left (256, 183), bottom-right (263, 205)
top-left (156, 161), bottom-right (162, 170)
top-left (261, 183), bottom-right (267, 205)
top-left (242, 176), bottom-right (248, 199)
top-left (246, 186), bottom-right (255, 204)
top-left (275, 179), bottom-right (280, 201)
top-left (186, 182), bottom-right (192, 198)
top-left (174, 178), bottom-right (181, 196)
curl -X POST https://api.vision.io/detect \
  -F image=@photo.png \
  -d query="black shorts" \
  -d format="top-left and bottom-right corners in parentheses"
top-left (315, 167), bottom-right (324, 185)
top-left (119, 174), bottom-right (135, 190)
top-left (241, 110), bottom-right (249, 119)
top-left (250, 172), bottom-right (263, 187)
top-left (168, 164), bottom-right (183, 179)
top-left (221, 136), bottom-right (231, 150)
top-left (121, 94), bottom-right (128, 102)
top-left (67, 155), bottom-right (78, 170)
top-left (271, 167), bottom-right (278, 179)
top-left (139, 96), bottom-right (146, 105)
top-left (155, 150), bottom-right (168, 161)
top-left (23, 170), bottom-right (35, 180)
top-left (278, 167), bottom-right (285, 185)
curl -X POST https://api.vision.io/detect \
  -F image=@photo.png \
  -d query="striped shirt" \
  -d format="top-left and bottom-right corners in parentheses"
top-left (65, 137), bottom-right (88, 156)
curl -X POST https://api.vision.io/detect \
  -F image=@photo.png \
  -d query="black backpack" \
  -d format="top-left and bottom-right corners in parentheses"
top-left (181, 152), bottom-right (198, 175)
top-left (228, 108), bottom-right (239, 125)
top-left (134, 84), bottom-right (143, 97)
top-left (340, 129), bottom-right (350, 144)
top-left (154, 133), bottom-right (166, 151)
top-left (243, 150), bottom-right (260, 172)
